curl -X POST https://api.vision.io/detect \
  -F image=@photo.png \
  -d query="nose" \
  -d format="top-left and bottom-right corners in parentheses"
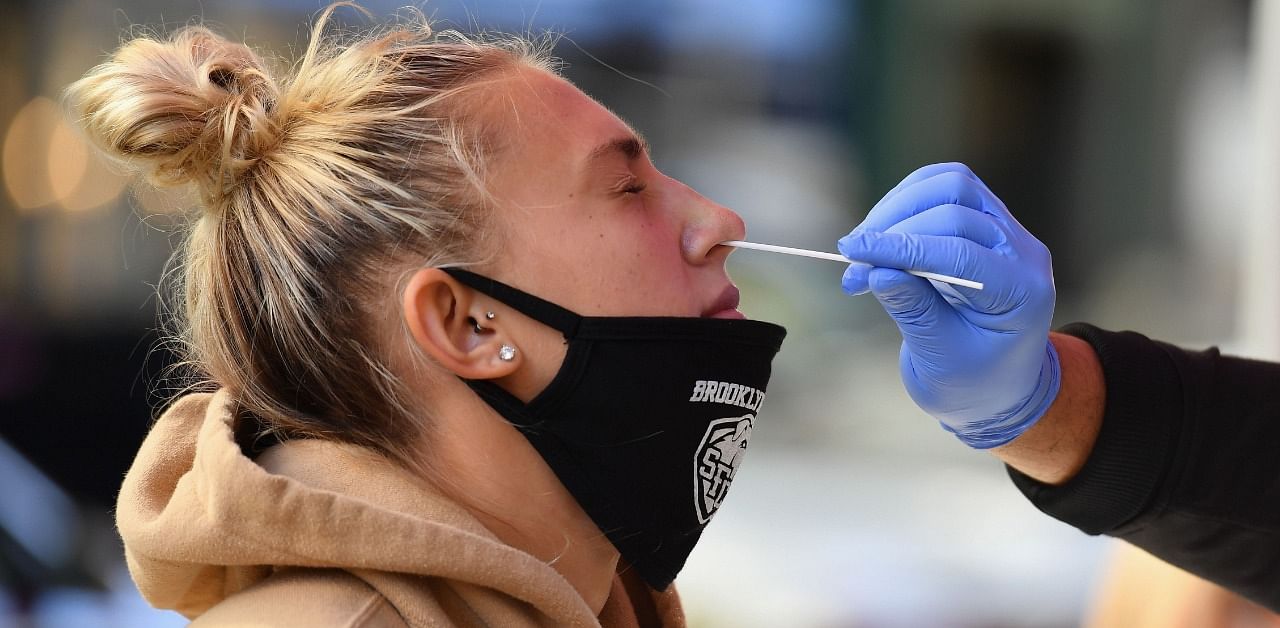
top-left (674, 180), bottom-right (746, 265)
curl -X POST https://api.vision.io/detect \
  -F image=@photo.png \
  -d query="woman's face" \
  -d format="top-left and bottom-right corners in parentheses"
top-left (483, 66), bottom-right (746, 320)
top-left (401, 66), bottom-right (752, 576)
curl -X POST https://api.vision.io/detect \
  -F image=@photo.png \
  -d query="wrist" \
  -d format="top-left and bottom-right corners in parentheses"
top-left (991, 332), bottom-right (1104, 485)
top-left (945, 341), bottom-right (1062, 449)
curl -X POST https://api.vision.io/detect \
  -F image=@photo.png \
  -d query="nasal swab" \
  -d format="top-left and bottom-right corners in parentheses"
top-left (721, 240), bottom-right (985, 291)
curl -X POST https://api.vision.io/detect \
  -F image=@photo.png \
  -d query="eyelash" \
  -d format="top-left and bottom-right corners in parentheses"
top-left (616, 176), bottom-right (647, 195)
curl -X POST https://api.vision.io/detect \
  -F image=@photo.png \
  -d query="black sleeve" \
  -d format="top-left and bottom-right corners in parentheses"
top-left (1006, 323), bottom-right (1280, 611)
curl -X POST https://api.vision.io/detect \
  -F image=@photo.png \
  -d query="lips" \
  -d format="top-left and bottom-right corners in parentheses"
top-left (703, 285), bottom-right (744, 319)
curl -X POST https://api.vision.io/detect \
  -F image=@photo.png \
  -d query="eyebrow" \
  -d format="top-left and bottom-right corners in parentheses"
top-left (585, 134), bottom-right (651, 166)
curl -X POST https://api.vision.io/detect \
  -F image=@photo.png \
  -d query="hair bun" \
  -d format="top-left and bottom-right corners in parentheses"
top-left (67, 26), bottom-right (283, 206)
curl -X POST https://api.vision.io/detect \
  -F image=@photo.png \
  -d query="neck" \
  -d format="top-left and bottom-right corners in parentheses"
top-left (418, 381), bottom-right (621, 613)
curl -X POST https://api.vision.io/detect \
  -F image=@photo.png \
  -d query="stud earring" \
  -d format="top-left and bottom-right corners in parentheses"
top-left (498, 344), bottom-right (517, 362)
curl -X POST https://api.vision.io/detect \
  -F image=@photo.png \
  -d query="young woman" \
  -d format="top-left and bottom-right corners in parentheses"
top-left (70, 6), bottom-right (784, 627)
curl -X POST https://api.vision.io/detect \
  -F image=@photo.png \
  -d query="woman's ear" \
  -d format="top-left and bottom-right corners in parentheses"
top-left (402, 268), bottom-right (521, 380)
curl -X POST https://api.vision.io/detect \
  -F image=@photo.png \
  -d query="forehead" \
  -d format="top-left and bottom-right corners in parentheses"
top-left (491, 66), bottom-right (635, 164)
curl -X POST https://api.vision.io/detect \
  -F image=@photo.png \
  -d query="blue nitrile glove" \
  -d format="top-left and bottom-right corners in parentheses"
top-left (837, 162), bottom-right (1060, 449)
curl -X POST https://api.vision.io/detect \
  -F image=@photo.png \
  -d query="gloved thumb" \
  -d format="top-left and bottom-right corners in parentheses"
top-left (841, 262), bottom-right (872, 296)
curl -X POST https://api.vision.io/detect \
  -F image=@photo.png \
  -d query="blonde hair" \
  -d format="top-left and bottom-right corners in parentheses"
top-left (67, 5), bottom-right (554, 470)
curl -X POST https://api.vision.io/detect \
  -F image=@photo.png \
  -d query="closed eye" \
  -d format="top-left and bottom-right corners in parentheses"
top-left (611, 175), bottom-right (648, 195)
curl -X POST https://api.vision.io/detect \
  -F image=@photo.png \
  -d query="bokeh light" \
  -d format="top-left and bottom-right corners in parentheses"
top-left (3, 96), bottom-right (127, 214)
top-left (45, 109), bottom-right (90, 208)
top-left (4, 97), bottom-right (64, 210)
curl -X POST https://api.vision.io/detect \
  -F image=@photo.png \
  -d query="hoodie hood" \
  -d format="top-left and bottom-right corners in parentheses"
top-left (117, 389), bottom-right (659, 626)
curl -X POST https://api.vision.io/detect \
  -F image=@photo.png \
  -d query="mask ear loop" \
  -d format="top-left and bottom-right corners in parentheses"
top-left (443, 268), bottom-right (582, 339)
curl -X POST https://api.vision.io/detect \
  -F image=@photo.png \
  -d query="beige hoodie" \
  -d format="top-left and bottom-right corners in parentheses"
top-left (117, 389), bottom-right (685, 627)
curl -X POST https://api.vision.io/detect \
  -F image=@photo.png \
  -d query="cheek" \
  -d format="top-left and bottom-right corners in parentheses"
top-left (498, 199), bottom-right (695, 316)
top-left (592, 213), bottom-right (693, 310)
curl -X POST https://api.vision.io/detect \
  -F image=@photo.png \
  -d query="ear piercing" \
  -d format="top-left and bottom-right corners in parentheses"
top-left (473, 312), bottom-right (515, 361)
top-left (473, 311), bottom-right (497, 334)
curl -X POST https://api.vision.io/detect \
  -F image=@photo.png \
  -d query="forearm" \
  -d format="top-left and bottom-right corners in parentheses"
top-left (1000, 324), bottom-right (1280, 610)
top-left (992, 332), bottom-right (1104, 485)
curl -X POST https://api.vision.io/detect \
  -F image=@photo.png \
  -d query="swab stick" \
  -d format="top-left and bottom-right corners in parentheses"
top-left (721, 240), bottom-right (984, 291)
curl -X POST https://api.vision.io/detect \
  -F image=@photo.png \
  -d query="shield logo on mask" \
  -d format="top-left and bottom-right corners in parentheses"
top-left (693, 414), bottom-right (754, 523)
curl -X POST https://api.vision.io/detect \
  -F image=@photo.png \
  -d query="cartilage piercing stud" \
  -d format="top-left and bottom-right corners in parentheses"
top-left (474, 311), bottom-right (497, 334)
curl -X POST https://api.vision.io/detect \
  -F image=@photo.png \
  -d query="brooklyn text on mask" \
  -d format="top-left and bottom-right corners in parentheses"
top-left (688, 380), bottom-right (767, 413)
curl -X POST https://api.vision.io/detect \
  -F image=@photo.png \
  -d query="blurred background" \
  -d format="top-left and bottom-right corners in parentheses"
top-left (0, 0), bottom-right (1272, 626)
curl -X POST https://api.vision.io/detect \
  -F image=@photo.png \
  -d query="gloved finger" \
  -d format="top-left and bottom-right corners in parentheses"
top-left (838, 230), bottom-right (1017, 309)
top-left (849, 168), bottom-right (990, 236)
top-left (865, 267), bottom-right (958, 339)
top-left (880, 204), bottom-right (1007, 249)
top-left (839, 198), bottom-right (1004, 297)
top-left (875, 162), bottom-right (983, 210)
top-left (893, 162), bottom-right (1000, 201)
top-left (841, 262), bottom-right (871, 296)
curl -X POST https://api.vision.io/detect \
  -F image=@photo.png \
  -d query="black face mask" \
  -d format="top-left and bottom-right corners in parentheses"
top-left (443, 269), bottom-right (787, 590)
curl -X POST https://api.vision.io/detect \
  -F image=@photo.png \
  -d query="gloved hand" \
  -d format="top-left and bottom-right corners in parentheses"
top-left (837, 162), bottom-right (1060, 449)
